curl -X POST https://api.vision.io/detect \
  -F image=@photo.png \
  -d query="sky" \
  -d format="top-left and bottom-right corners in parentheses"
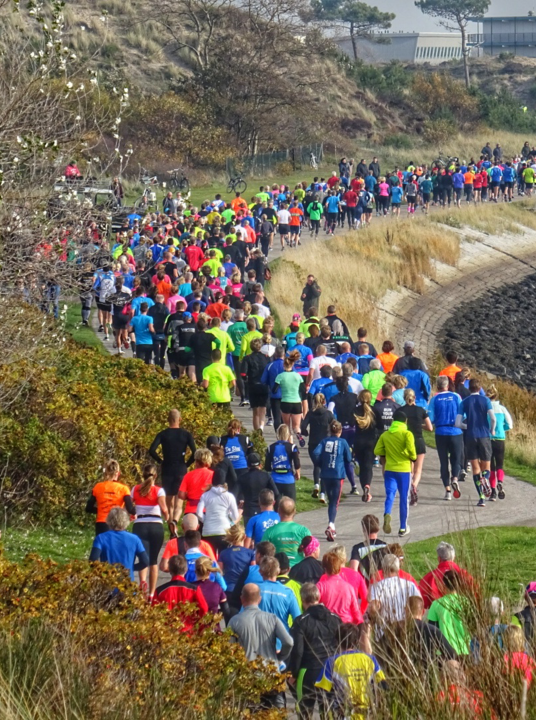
top-left (376, 0), bottom-right (536, 33)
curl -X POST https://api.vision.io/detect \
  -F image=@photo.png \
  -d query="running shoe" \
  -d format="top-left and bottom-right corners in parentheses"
top-left (480, 475), bottom-right (492, 498)
top-left (444, 490), bottom-right (452, 501)
top-left (104, 334), bottom-right (109, 341)
top-left (239, 400), bottom-right (249, 407)
top-left (118, 348), bottom-right (124, 354)
top-left (123, 340), bottom-right (130, 350)
top-left (373, 457), bottom-right (380, 467)
top-left (113, 340), bottom-right (117, 349)
top-left (266, 418), bottom-right (273, 426)
top-left (452, 481), bottom-right (461, 499)
top-left (98, 324), bottom-right (104, 332)
top-left (458, 469), bottom-right (466, 482)
top-left (398, 526), bottom-right (410, 538)
top-left (410, 486), bottom-right (418, 506)
top-left (297, 433), bottom-right (306, 448)
top-left (477, 497), bottom-right (486, 508)
top-left (325, 525), bottom-right (336, 542)
top-left (498, 482), bottom-right (505, 500)
top-left (362, 485), bottom-right (371, 503)
top-left (319, 493), bottom-right (326, 504)
top-left (350, 487), bottom-right (359, 495)
top-left (311, 484), bottom-right (319, 499)
top-left (383, 513), bottom-right (392, 535)
top-left (489, 488), bottom-right (497, 502)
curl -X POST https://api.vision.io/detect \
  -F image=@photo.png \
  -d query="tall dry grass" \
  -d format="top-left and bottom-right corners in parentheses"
top-left (269, 220), bottom-right (459, 341)
top-left (433, 201), bottom-right (536, 236)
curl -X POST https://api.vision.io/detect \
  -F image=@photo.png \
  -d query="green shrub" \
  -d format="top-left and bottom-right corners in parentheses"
top-left (0, 339), bottom-right (238, 524)
top-left (0, 554), bottom-right (282, 718)
top-left (383, 134), bottom-right (413, 150)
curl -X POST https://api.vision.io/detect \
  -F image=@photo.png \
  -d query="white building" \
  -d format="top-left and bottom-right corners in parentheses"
top-left (337, 32), bottom-right (463, 64)
top-left (469, 15), bottom-right (536, 57)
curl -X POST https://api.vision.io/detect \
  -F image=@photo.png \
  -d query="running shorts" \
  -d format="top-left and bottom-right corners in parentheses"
top-left (177, 350), bottom-right (195, 367)
top-left (281, 401), bottom-right (303, 415)
top-left (415, 437), bottom-right (426, 455)
top-left (248, 384), bottom-right (269, 408)
top-left (112, 315), bottom-right (129, 330)
top-left (161, 469), bottom-right (185, 496)
top-left (327, 212), bottom-right (338, 224)
top-left (96, 301), bottom-right (112, 312)
top-left (392, 202), bottom-right (400, 208)
top-left (422, 193), bottom-right (430, 203)
top-left (465, 436), bottom-right (492, 462)
top-left (490, 181), bottom-right (500, 189)
top-left (526, 183), bottom-right (533, 189)
top-left (505, 181), bottom-right (514, 189)
top-left (278, 224), bottom-right (289, 235)
top-left (454, 188), bottom-right (462, 199)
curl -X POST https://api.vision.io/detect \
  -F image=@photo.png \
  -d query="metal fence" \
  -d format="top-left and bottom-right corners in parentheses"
top-left (226, 143), bottom-right (323, 178)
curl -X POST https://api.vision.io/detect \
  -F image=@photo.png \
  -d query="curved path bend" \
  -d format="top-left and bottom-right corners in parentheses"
top-left (92, 219), bottom-right (536, 553)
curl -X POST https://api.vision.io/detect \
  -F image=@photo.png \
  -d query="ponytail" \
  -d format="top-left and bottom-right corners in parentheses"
top-left (103, 459), bottom-right (120, 481)
top-left (355, 390), bottom-right (375, 430)
top-left (138, 463), bottom-right (157, 497)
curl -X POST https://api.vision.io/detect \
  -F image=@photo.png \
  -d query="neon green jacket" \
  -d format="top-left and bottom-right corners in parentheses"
top-left (374, 421), bottom-right (416, 472)
top-left (362, 369), bottom-right (386, 404)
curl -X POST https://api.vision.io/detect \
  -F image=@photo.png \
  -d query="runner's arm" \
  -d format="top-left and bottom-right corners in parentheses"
top-left (149, 432), bottom-right (163, 463)
top-left (85, 494), bottom-right (97, 514)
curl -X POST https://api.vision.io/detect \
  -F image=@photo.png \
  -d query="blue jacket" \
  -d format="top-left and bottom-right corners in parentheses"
top-left (309, 376), bottom-right (333, 398)
top-left (312, 436), bottom-right (352, 480)
top-left (428, 391), bottom-right (462, 435)
top-left (261, 358), bottom-right (285, 399)
top-left (490, 400), bottom-right (513, 441)
top-left (256, 579), bottom-right (301, 630)
top-left (400, 369), bottom-right (431, 408)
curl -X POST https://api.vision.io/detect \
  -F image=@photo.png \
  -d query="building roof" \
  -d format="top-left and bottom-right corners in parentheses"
top-left (472, 16), bottom-right (536, 22)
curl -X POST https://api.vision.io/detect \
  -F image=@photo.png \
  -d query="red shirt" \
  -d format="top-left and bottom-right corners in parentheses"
top-left (350, 178), bottom-right (362, 192)
top-left (370, 569), bottom-right (418, 589)
top-left (179, 467), bottom-right (214, 513)
top-left (205, 301), bottom-right (228, 319)
top-left (343, 190), bottom-right (358, 208)
top-left (184, 245), bottom-right (205, 271)
top-left (153, 574), bottom-right (209, 632)
top-left (419, 560), bottom-right (474, 609)
top-left (327, 176), bottom-right (340, 189)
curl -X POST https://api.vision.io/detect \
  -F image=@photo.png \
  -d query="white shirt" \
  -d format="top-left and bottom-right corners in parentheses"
top-left (308, 355), bottom-right (338, 381)
top-left (368, 576), bottom-right (421, 624)
top-left (261, 344), bottom-right (276, 357)
top-left (196, 486), bottom-right (239, 536)
top-left (255, 304), bottom-right (271, 319)
top-left (277, 209), bottom-right (291, 224)
top-left (348, 377), bottom-right (364, 395)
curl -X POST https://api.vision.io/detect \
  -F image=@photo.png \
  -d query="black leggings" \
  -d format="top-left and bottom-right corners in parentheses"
top-left (136, 344), bottom-right (153, 364)
top-left (354, 442), bottom-right (375, 489)
top-left (132, 522), bottom-right (164, 565)
top-left (153, 338), bottom-right (167, 369)
top-left (491, 439), bottom-right (505, 472)
top-left (232, 355), bottom-right (246, 400)
top-left (310, 219), bottom-right (320, 235)
top-left (308, 447), bottom-right (321, 485)
top-left (275, 482), bottom-right (296, 501)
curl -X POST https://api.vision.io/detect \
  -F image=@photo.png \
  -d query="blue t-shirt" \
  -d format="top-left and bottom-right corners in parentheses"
top-left (246, 511), bottom-right (280, 544)
top-left (291, 344), bottom-right (312, 373)
top-left (130, 314), bottom-right (153, 345)
top-left (131, 296), bottom-right (154, 316)
top-left (184, 548), bottom-right (226, 589)
top-left (256, 579), bottom-right (301, 630)
top-left (91, 530), bottom-right (146, 581)
top-left (219, 546), bottom-right (255, 591)
top-left (365, 176), bottom-right (377, 191)
top-left (326, 196), bottom-right (340, 214)
top-left (490, 166), bottom-right (503, 182)
top-left (391, 186), bottom-right (403, 203)
top-left (452, 172), bottom-right (464, 189)
top-left (502, 166), bottom-right (515, 182)
top-left (223, 436), bottom-right (248, 469)
top-left (428, 391), bottom-right (462, 436)
top-left (309, 376), bottom-right (333, 396)
top-left (461, 394), bottom-right (493, 438)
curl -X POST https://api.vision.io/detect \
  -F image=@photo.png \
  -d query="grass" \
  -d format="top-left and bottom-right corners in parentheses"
top-left (404, 525), bottom-right (534, 603)
top-left (3, 523), bottom-right (94, 564)
top-left (64, 301), bottom-right (108, 353)
top-left (268, 218), bottom-right (460, 347)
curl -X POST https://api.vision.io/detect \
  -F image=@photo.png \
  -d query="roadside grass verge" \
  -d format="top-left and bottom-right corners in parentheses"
top-left (64, 301), bottom-right (108, 353)
top-left (404, 525), bottom-right (534, 603)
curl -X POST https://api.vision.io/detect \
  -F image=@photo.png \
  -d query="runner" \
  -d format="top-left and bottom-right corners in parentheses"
top-left (274, 349), bottom-right (306, 439)
top-left (401, 388), bottom-right (433, 505)
top-left (149, 409), bottom-right (196, 528)
top-left (456, 379), bottom-right (496, 507)
top-left (487, 384), bottom-right (513, 501)
top-left (312, 420), bottom-right (353, 541)
top-left (374, 409), bottom-right (416, 537)
top-left (354, 390), bottom-right (378, 503)
top-left (85, 459), bottom-right (135, 535)
top-left (89, 507), bottom-right (148, 581)
top-left (131, 463), bottom-right (169, 600)
top-left (264, 424), bottom-right (301, 501)
top-left (196, 470), bottom-right (240, 554)
top-left (427, 377), bottom-right (464, 502)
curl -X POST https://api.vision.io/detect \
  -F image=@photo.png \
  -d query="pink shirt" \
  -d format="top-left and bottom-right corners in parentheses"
top-left (379, 182), bottom-right (390, 197)
top-left (166, 294), bottom-right (186, 314)
top-left (340, 567), bottom-right (368, 613)
top-left (317, 574), bottom-right (363, 624)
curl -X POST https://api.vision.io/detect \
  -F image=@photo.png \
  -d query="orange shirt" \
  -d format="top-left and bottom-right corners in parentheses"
top-left (179, 467), bottom-right (214, 513)
top-left (156, 279), bottom-right (172, 301)
top-left (439, 365), bottom-right (461, 383)
top-left (92, 480), bottom-right (131, 523)
top-left (162, 536), bottom-right (217, 562)
top-left (464, 171), bottom-right (474, 185)
top-left (377, 352), bottom-right (399, 374)
top-left (231, 196), bottom-right (247, 212)
top-left (289, 207), bottom-right (304, 226)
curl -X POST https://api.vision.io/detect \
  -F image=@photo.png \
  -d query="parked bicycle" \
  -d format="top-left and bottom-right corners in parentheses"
top-left (167, 168), bottom-right (190, 193)
top-left (226, 174), bottom-right (247, 193)
top-left (138, 164), bottom-right (158, 186)
top-left (134, 183), bottom-right (158, 211)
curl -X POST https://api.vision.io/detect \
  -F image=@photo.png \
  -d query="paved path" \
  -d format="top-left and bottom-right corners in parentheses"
top-left (91, 205), bottom-right (536, 555)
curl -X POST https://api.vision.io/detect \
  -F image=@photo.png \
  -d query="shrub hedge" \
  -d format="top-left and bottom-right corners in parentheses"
top-left (0, 342), bottom-right (237, 524)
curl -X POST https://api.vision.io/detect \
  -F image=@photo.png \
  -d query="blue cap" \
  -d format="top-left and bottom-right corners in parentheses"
top-left (183, 311), bottom-right (192, 319)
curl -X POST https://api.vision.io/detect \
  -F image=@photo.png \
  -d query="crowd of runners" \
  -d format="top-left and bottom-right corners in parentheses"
top-left (63, 147), bottom-right (536, 716)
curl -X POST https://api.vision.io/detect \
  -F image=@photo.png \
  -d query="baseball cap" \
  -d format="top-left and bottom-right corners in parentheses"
top-left (404, 340), bottom-right (415, 351)
top-left (248, 452), bottom-right (261, 467)
top-left (206, 435), bottom-right (220, 448)
top-left (183, 311), bottom-right (192, 319)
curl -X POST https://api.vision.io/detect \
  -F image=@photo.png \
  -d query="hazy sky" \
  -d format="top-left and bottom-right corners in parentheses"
top-left (378, 1), bottom-right (536, 33)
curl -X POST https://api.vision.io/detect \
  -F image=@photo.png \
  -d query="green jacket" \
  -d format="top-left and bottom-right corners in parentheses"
top-left (362, 369), bottom-right (386, 404)
top-left (374, 421), bottom-right (416, 472)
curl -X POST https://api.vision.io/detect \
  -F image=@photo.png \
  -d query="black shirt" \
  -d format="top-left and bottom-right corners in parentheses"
top-left (189, 331), bottom-right (215, 373)
top-left (373, 398), bottom-right (400, 432)
top-left (330, 391), bottom-right (358, 426)
top-left (241, 351), bottom-right (269, 384)
top-left (350, 538), bottom-right (388, 581)
top-left (236, 469), bottom-right (280, 518)
top-left (401, 404), bottom-right (428, 440)
top-left (148, 301), bottom-right (169, 334)
top-left (288, 604), bottom-right (342, 675)
top-left (392, 355), bottom-right (428, 375)
top-left (149, 427), bottom-right (196, 471)
top-left (289, 556), bottom-right (324, 584)
top-left (301, 407), bottom-right (334, 449)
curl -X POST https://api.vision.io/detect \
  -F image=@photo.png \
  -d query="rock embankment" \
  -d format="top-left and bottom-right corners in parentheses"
top-left (438, 273), bottom-right (536, 391)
